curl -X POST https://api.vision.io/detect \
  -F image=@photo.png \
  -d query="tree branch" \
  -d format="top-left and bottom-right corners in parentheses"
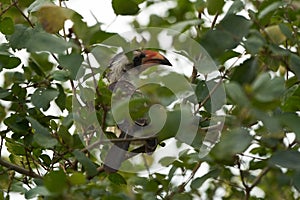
top-left (0, 158), bottom-right (43, 179)
top-left (81, 136), bottom-right (157, 153)
top-left (0, 1), bottom-right (18, 16)
top-left (13, 0), bottom-right (34, 28)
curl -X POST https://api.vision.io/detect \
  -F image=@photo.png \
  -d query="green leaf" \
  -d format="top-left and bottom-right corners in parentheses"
top-left (25, 186), bottom-right (50, 199)
top-left (191, 168), bottom-right (220, 190)
top-left (89, 30), bottom-right (116, 45)
top-left (269, 150), bottom-right (300, 170)
top-left (30, 52), bottom-right (54, 72)
top-left (279, 23), bottom-right (293, 39)
top-left (289, 54), bottom-right (300, 80)
top-left (28, 0), bottom-right (54, 13)
top-left (282, 85), bottom-right (300, 112)
top-left (231, 58), bottom-right (258, 85)
top-left (200, 15), bottom-right (252, 58)
top-left (27, 117), bottom-right (58, 148)
top-left (31, 88), bottom-right (59, 111)
top-left (39, 154), bottom-right (51, 166)
top-left (226, 0), bottom-right (244, 15)
top-left (8, 25), bottom-right (74, 53)
top-left (210, 128), bottom-right (252, 161)
top-left (72, 150), bottom-right (98, 177)
top-left (4, 114), bottom-right (29, 135)
top-left (55, 84), bottom-right (66, 111)
top-left (5, 139), bottom-right (26, 155)
top-left (37, 5), bottom-right (75, 33)
top-left (159, 156), bottom-right (177, 166)
top-left (68, 172), bottom-right (86, 185)
top-left (293, 171), bottom-right (300, 192)
top-left (44, 170), bottom-right (67, 194)
top-left (0, 17), bottom-right (15, 35)
top-left (0, 54), bottom-right (21, 69)
top-left (108, 173), bottom-right (127, 185)
top-left (252, 73), bottom-right (285, 102)
top-left (280, 113), bottom-right (300, 140)
top-left (225, 82), bottom-right (249, 106)
top-left (0, 88), bottom-right (11, 99)
top-left (0, 104), bottom-right (5, 122)
top-left (51, 70), bottom-right (70, 81)
top-left (244, 30), bottom-right (265, 55)
top-left (112, 0), bottom-right (140, 15)
top-left (195, 80), bottom-right (211, 111)
top-left (207, 0), bottom-right (225, 15)
top-left (258, 1), bottom-right (284, 20)
top-left (265, 25), bottom-right (287, 44)
top-left (173, 193), bottom-right (193, 200)
top-left (58, 53), bottom-right (83, 80)
top-left (169, 19), bottom-right (202, 33)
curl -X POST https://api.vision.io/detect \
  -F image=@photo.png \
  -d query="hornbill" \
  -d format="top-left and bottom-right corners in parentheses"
top-left (103, 49), bottom-right (172, 173)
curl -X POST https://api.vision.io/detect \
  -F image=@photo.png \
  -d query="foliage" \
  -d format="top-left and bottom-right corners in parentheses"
top-left (0, 0), bottom-right (300, 199)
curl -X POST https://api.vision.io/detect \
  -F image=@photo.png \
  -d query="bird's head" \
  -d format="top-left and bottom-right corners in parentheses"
top-left (107, 49), bottom-right (172, 83)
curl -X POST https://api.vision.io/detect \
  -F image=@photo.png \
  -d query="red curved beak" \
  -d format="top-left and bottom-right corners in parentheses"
top-left (141, 50), bottom-right (172, 66)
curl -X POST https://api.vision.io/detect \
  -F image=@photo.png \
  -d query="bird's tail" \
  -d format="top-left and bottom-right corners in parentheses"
top-left (103, 131), bottom-right (131, 173)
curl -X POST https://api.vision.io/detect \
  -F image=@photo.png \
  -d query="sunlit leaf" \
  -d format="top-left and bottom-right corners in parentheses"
top-left (265, 25), bottom-right (287, 44)
top-left (37, 5), bottom-right (75, 33)
top-left (0, 17), bottom-right (15, 35)
top-left (68, 172), bottom-right (86, 185)
top-left (207, 0), bottom-right (225, 15)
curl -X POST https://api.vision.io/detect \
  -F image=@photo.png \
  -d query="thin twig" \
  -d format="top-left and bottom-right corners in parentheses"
top-left (165, 161), bottom-right (202, 199)
top-left (211, 13), bottom-right (219, 29)
top-left (13, 0), bottom-right (34, 28)
top-left (190, 65), bottom-right (198, 83)
top-left (248, 166), bottom-right (270, 191)
top-left (196, 77), bottom-right (223, 114)
top-left (0, 1), bottom-right (18, 16)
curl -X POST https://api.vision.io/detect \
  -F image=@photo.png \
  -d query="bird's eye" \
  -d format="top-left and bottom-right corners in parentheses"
top-left (133, 52), bottom-right (145, 67)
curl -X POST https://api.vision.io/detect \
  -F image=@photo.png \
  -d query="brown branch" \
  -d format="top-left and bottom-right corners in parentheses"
top-left (242, 166), bottom-right (271, 200)
top-left (81, 136), bottom-right (157, 153)
top-left (211, 13), bottom-right (219, 29)
top-left (190, 65), bottom-right (198, 84)
top-left (0, 1), bottom-right (18, 16)
top-left (197, 77), bottom-right (223, 112)
top-left (0, 158), bottom-right (43, 179)
top-left (13, 0), bottom-right (34, 28)
top-left (248, 166), bottom-right (270, 191)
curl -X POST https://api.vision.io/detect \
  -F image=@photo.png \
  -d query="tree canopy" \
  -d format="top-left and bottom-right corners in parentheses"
top-left (0, 0), bottom-right (300, 199)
